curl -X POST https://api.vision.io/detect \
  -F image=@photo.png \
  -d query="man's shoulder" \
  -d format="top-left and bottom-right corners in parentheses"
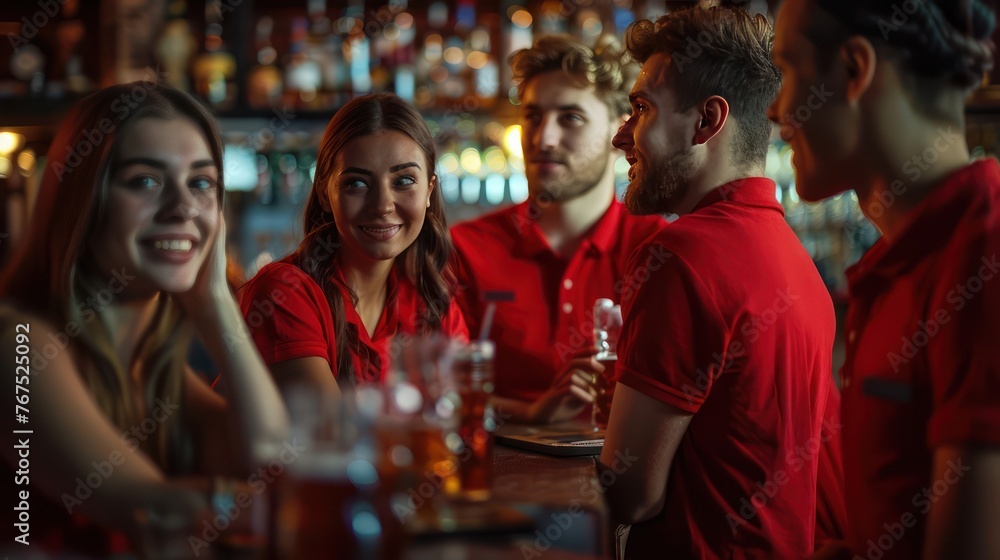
top-left (640, 213), bottom-right (717, 253)
top-left (615, 210), bottom-right (669, 248)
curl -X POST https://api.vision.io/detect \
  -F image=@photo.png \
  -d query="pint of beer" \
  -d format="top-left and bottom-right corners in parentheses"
top-left (452, 340), bottom-right (495, 501)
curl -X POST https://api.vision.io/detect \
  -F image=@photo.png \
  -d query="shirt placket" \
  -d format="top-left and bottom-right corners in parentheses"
top-left (554, 243), bottom-right (597, 359)
top-left (842, 288), bottom-right (873, 391)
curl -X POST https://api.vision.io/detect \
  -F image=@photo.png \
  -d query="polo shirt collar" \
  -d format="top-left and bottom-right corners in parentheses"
top-left (692, 176), bottom-right (783, 214)
top-left (331, 264), bottom-right (401, 347)
top-left (847, 158), bottom-right (1000, 288)
top-left (515, 197), bottom-right (628, 257)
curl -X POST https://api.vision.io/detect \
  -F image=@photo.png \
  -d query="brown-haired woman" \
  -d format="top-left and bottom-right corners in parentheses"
top-left (239, 93), bottom-right (467, 397)
top-left (0, 83), bottom-right (289, 555)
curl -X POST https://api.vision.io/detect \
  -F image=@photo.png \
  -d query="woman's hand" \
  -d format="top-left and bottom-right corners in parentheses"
top-left (176, 216), bottom-right (232, 318)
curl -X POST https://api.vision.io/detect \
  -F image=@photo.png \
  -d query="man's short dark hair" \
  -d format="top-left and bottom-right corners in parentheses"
top-left (812, 0), bottom-right (995, 91)
top-left (624, 6), bottom-right (780, 169)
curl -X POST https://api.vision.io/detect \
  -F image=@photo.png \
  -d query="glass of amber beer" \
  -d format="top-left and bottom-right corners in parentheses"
top-left (379, 335), bottom-right (463, 521)
top-left (450, 339), bottom-right (496, 501)
top-left (278, 387), bottom-right (402, 560)
top-left (592, 299), bottom-right (622, 431)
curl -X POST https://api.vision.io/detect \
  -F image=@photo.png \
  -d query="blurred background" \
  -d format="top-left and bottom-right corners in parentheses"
top-left (2, 0), bottom-right (1000, 304)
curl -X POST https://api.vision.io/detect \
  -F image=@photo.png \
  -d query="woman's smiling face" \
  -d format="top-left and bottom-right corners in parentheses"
top-left (325, 130), bottom-right (435, 265)
top-left (88, 117), bottom-right (220, 297)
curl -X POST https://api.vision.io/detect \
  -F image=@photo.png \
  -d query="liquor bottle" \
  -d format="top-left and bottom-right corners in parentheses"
top-left (247, 16), bottom-right (283, 109)
top-left (192, 16), bottom-right (237, 109)
top-left (55, 0), bottom-right (92, 96)
top-left (283, 17), bottom-right (322, 109)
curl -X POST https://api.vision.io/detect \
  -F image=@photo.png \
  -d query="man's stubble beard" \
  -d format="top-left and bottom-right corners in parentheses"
top-left (527, 142), bottom-right (613, 203)
top-left (624, 149), bottom-right (696, 215)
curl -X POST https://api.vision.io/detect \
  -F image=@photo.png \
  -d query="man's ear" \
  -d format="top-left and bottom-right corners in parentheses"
top-left (840, 35), bottom-right (876, 103)
top-left (693, 95), bottom-right (729, 145)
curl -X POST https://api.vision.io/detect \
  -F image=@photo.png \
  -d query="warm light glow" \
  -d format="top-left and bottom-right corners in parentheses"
top-left (503, 125), bottom-right (523, 159)
top-left (424, 34), bottom-right (443, 62)
top-left (582, 17), bottom-right (602, 34)
top-left (439, 152), bottom-right (460, 174)
top-left (484, 146), bottom-right (507, 172)
top-left (460, 148), bottom-right (482, 174)
top-left (17, 150), bottom-right (35, 175)
top-left (470, 29), bottom-right (491, 52)
top-left (0, 157), bottom-right (11, 179)
top-left (383, 23), bottom-right (400, 41)
top-left (429, 65), bottom-right (448, 83)
top-left (0, 132), bottom-right (24, 156)
top-left (484, 122), bottom-right (505, 144)
top-left (467, 51), bottom-right (488, 70)
top-left (511, 9), bottom-right (533, 28)
top-left (443, 46), bottom-right (464, 65)
top-left (395, 12), bottom-right (414, 29)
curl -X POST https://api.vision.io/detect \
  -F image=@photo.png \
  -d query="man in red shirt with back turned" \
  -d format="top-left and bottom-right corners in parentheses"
top-left (451, 35), bottom-right (666, 424)
top-left (770, 0), bottom-right (1000, 558)
top-left (601, 5), bottom-right (844, 558)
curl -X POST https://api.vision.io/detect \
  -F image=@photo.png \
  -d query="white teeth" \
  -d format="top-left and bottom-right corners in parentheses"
top-left (152, 239), bottom-right (193, 251)
top-left (361, 226), bottom-right (396, 232)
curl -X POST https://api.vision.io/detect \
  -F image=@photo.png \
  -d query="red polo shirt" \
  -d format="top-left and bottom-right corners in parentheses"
top-left (239, 256), bottom-right (469, 385)
top-left (617, 178), bottom-right (837, 559)
top-left (841, 159), bottom-right (1000, 559)
top-left (450, 198), bottom-right (666, 401)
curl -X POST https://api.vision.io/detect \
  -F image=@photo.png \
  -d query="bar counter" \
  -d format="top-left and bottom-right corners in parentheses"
top-left (407, 423), bottom-right (609, 560)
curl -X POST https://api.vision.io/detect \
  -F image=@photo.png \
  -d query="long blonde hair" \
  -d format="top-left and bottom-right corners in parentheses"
top-left (0, 83), bottom-right (225, 471)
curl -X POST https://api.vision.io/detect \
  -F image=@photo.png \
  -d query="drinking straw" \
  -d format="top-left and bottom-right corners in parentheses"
top-left (479, 291), bottom-right (515, 341)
